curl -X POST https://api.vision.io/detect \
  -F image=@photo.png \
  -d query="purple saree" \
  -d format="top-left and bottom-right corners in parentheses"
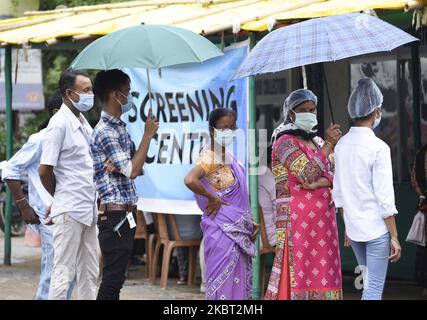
top-left (195, 154), bottom-right (256, 300)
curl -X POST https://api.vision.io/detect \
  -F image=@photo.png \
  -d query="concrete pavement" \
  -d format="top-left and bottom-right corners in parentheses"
top-left (0, 231), bottom-right (426, 300)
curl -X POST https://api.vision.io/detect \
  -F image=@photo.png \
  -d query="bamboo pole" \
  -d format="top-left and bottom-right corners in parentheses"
top-left (165, 0), bottom-right (260, 26)
top-left (3, 46), bottom-right (13, 266)
top-left (23, 0), bottom-right (242, 16)
top-left (248, 33), bottom-right (261, 300)
top-left (72, 34), bottom-right (93, 42)
top-left (0, 13), bottom-right (74, 32)
top-left (45, 38), bottom-right (59, 46)
top-left (202, 0), bottom-right (324, 35)
top-left (30, 11), bottom-right (133, 45)
top-left (405, 0), bottom-right (427, 11)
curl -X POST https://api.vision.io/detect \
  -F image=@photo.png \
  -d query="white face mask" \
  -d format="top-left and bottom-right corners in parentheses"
top-left (292, 111), bottom-right (318, 132)
top-left (213, 128), bottom-right (236, 147)
top-left (372, 112), bottom-right (382, 130)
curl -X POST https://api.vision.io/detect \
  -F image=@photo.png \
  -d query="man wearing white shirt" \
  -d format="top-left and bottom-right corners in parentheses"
top-left (333, 78), bottom-right (402, 300)
top-left (2, 90), bottom-right (74, 300)
top-left (39, 69), bottom-right (99, 300)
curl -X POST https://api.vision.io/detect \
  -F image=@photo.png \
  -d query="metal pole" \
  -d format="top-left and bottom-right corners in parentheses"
top-left (4, 46), bottom-right (13, 265)
top-left (411, 41), bottom-right (421, 151)
top-left (322, 64), bottom-right (335, 124)
top-left (248, 33), bottom-right (260, 300)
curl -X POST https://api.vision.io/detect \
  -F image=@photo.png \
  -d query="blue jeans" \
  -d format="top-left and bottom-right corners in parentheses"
top-left (350, 232), bottom-right (390, 300)
top-left (32, 223), bottom-right (75, 300)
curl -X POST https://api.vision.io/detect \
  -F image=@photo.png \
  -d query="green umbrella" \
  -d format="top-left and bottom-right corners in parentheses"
top-left (70, 24), bottom-right (223, 113)
top-left (71, 24), bottom-right (222, 70)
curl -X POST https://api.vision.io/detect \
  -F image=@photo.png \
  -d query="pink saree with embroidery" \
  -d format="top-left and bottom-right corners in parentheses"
top-left (265, 134), bottom-right (342, 300)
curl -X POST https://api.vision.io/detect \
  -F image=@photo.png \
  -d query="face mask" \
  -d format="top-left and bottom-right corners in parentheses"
top-left (292, 111), bottom-right (318, 132)
top-left (372, 112), bottom-right (382, 130)
top-left (68, 90), bottom-right (94, 112)
top-left (116, 92), bottom-right (133, 114)
top-left (214, 128), bottom-right (236, 147)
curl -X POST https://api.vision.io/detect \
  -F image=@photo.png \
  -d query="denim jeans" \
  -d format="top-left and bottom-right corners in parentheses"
top-left (32, 223), bottom-right (75, 300)
top-left (349, 232), bottom-right (390, 300)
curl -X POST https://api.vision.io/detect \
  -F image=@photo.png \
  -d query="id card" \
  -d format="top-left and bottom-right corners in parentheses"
top-left (126, 212), bottom-right (136, 229)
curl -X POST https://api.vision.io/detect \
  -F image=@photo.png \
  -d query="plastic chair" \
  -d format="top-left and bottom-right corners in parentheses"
top-left (135, 211), bottom-right (157, 279)
top-left (151, 213), bottom-right (201, 289)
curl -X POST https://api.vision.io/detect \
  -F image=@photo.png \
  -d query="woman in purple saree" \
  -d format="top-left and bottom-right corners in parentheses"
top-left (184, 108), bottom-right (257, 300)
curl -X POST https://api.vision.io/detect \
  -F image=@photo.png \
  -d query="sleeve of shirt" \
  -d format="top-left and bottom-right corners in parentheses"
top-left (97, 128), bottom-right (133, 178)
top-left (332, 175), bottom-right (344, 208)
top-left (40, 123), bottom-right (65, 167)
top-left (258, 182), bottom-right (269, 212)
top-left (1, 133), bottom-right (42, 181)
top-left (277, 137), bottom-right (325, 184)
top-left (372, 146), bottom-right (398, 218)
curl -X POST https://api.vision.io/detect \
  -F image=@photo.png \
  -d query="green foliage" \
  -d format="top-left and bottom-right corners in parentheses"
top-left (10, 0), bottom-right (20, 15)
top-left (40, 0), bottom-right (131, 10)
top-left (0, 111), bottom-right (49, 161)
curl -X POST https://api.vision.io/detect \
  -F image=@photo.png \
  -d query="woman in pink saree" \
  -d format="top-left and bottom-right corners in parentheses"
top-left (265, 89), bottom-right (343, 300)
top-left (184, 108), bottom-right (258, 300)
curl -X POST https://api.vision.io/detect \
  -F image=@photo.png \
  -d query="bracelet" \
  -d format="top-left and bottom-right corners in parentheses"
top-left (15, 197), bottom-right (27, 204)
top-left (420, 195), bottom-right (426, 199)
top-left (324, 140), bottom-right (334, 148)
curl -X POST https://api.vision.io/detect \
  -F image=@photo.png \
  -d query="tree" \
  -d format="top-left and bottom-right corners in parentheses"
top-left (0, 1), bottom-right (131, 160)
top-left (40, 0), bottom-right (128, 10)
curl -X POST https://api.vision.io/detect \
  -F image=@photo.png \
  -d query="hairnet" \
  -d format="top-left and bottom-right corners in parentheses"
top-left (283, 89), bottom-right (318, 122)
top-left (347, 78), bottom-right (383, 119)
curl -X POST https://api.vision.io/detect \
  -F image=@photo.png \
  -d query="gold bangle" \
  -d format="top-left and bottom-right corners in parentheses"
top-left (15, 197), bottom-right (27, 203)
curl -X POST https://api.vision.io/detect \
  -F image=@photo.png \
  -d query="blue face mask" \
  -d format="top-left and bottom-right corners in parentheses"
top-left (117, 92), bottom-right (133, 114)
top-left (68, 90), bottom-right (94, 112)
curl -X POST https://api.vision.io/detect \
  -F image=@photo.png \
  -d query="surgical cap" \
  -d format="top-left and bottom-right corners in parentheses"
top-left (347, 78), bottom-right (383, 119)
top-left (283, 89), bottom-right (318, 121)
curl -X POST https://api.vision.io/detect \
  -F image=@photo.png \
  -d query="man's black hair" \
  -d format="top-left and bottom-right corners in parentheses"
top-left (39, 89), bottom-right (64, 130)
top-left (93, 69), bottom-right (131, 104)
top-left (59, 68), bottom-right (90, 96)
top-left (47, 89), bottom-right (62, 116)
top-left (208, 108), bottom-right (237, 129)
